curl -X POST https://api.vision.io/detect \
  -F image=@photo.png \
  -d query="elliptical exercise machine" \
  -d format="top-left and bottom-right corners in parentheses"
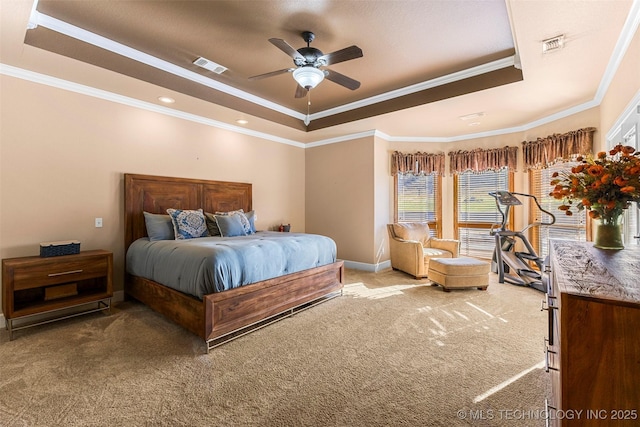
top-left (488, 191), bottom-right (556, 292)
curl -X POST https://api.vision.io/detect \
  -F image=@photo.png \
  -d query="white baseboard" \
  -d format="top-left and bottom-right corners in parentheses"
top-left (343, 259), bottom-right (391, 272)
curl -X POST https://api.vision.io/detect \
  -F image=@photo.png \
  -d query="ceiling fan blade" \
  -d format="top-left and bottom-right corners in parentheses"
top-left (269, 38), bottom-right (305, 62)
top-left (324, 69), bottom-right (361, 90)
top-left (319, 45), bottom-right (363, 66)
top-left (294, 84), bottom-right (307, 98)
top-left (248, 68), bottom-right (294, 80)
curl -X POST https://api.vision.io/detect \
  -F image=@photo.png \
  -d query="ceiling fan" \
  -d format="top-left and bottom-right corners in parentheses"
top-left (249, 31), bottom-right (363, 98)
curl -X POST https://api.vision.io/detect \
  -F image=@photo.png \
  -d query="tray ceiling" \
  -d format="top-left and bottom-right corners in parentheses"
top-left (8, 0), bottom-right (636, 140)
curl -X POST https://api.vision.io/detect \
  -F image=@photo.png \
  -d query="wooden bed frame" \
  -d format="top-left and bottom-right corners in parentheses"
top-left (124, 174), bottom-right (344, 351)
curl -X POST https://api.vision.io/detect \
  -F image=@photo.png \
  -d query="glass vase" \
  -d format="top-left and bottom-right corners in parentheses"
top-left (593, 215), bottom-right (624, 250)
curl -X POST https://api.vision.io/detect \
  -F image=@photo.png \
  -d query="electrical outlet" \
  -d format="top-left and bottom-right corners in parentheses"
top-left (95, 218), bottom-right (103, 228)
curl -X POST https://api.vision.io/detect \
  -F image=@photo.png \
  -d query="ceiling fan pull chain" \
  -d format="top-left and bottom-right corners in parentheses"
top-left (304, 91), bottom-right (312, 126)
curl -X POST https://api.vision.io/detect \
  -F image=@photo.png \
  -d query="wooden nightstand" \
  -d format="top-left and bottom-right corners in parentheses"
top-left (2, 249), bottom-right (113, 340)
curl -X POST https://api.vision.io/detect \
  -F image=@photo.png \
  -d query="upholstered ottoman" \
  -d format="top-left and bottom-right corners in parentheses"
top-left (427, 257), bottom-right (490, 292)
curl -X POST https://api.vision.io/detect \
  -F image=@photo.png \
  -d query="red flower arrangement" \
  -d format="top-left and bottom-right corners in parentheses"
top-left (550, 144), bottom-right (640, 224)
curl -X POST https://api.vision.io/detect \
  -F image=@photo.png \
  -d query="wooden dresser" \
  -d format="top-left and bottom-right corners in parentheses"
top-left (545, 240), bottom-right (640, 426)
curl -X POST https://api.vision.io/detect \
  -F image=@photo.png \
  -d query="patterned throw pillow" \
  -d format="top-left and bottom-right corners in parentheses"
top-left (166, 208), bottom-right (209, 240)
top-left (215, 209), bottom-right (253, 235)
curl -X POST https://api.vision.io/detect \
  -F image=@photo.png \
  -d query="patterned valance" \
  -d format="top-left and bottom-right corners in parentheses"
top-left (522, 127), bottom-right (596, 170)
top-left (391, 151), bottom-right (445, 176)
top-left (448, 146), bottom-right (518, 175)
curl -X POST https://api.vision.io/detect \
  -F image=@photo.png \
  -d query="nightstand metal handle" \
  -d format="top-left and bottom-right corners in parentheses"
top-left (541, 293), bottom-right (557, 311)
top-left (544, 337), bottom-right (558, 373)
top-left (48, 269), bottom-right (83, 277)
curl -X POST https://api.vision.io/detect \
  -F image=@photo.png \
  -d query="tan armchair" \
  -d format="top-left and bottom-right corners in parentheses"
top-left (387, 222), bottom-right (460, 279)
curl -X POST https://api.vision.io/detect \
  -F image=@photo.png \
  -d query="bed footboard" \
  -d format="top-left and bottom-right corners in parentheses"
top-left (205, 261), bottom-right (344, 342)
top-left (125, 261), bottom-right (344, 351)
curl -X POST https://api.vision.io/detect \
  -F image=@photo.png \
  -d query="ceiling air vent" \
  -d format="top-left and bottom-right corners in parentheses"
top-left (192, 57), bottom-right (227, 74)
top-left (542, 35), bottom-right (564, 53)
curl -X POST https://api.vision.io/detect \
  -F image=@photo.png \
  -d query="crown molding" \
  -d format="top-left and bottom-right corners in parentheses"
top-left (0, 64), bottom-right (305, 148)
top-left (28, 6), bottom-right (518, 127)
top-left (0, 61), bottom-right (618, 149)
top-left (29, 10), bottom-right (306, 122)
top-left (595, 0), bottom-right (640, 103)
top-left (21, 0), bottom-right (638, 134)
top-left (3, 0), bottom-right (638, 150)
top-left (606, 90), bottom-right (640, 142)
top-left (309, 56), bottom-right (516, 121)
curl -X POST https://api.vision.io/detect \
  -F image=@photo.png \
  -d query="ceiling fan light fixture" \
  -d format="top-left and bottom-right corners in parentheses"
top-left (293, 66), bottom-right (324, 90)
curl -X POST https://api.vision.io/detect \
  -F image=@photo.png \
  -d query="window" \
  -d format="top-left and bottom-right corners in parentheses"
top-left (622, 125), bottom-right (639, 246)
top-left (454, 168), bottom-right (512, 258)
top-left (529, 163), bottom-right (587, 258)
top-left (395, 173), bottom-right (441, 237)
top-left (624, 202), bottom-right (640, 246)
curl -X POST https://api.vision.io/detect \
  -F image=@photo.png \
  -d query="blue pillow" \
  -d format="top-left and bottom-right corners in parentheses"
top-left (214, 214), bottom-right (247, 237)
top-left (245, 210), bottom-right (257, 233)
top-left (214, 209), bottom-right (254, 235)
top-left (143, 212), bottom-right (174, 241)
top-left (166, 208), bottom-right (209, 240)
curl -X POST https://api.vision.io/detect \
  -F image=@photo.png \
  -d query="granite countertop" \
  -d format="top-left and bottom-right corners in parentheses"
top-left (550, 240), bottom-right (640, 305)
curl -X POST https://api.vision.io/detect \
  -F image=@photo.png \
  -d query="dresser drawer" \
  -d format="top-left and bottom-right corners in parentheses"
top-left (10, 254), bottom-right (109, 291)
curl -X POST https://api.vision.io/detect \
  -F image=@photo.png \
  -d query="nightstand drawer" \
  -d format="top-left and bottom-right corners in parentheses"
top-left (11, 255), bottom-right (109, 291)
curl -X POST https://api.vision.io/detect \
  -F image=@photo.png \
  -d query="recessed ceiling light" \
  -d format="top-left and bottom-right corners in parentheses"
top-left (459, 112), bottom-right (485, 121)
top-left (468, 122), bottom-right (481, 127)
top-left (236, 119), bottom-right (248, 125)
top-left (158, 96), bottom-right (175, 104)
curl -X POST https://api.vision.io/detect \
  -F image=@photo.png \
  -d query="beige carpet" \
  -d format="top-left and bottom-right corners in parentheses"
top-left (0, 268), bottom-right (550, 426)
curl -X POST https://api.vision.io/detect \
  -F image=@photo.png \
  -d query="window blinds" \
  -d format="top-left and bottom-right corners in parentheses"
top-left (396, 173), bottom-right (440, 236)
top-left (529, 162), bottom-right (586, 257)
top-left (455, 169), bottom-right (510, 258)
top-left (624, 203), bottom-right (640, 246)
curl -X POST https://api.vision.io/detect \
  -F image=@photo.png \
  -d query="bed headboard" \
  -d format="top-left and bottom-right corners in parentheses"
top-left (124, 174), bottom-right (252, 251)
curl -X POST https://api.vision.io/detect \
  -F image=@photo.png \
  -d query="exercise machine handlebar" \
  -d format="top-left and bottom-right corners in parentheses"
top-left (488, 191), bottom-right (555, 232)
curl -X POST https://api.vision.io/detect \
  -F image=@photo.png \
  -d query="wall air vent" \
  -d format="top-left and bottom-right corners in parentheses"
top-left (192, 57), bottom-right (227, 74)
top-left (542, 35), bottom-right (564, 53)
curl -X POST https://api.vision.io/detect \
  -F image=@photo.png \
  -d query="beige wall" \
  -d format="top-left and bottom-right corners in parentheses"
top-left (373, 135), bottom-right (391, 269)
top-left (0, 75), bottom-right (306, 302)
top-left (599, 24), bottom-right (640, 150)
top-left (302, 108), bottom-right (599, 267)
top-left (305, 137), bottom-right (376, 265)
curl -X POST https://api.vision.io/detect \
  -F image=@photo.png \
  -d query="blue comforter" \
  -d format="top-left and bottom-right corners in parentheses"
top-left (126, 232), bottom-right (337, 299)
